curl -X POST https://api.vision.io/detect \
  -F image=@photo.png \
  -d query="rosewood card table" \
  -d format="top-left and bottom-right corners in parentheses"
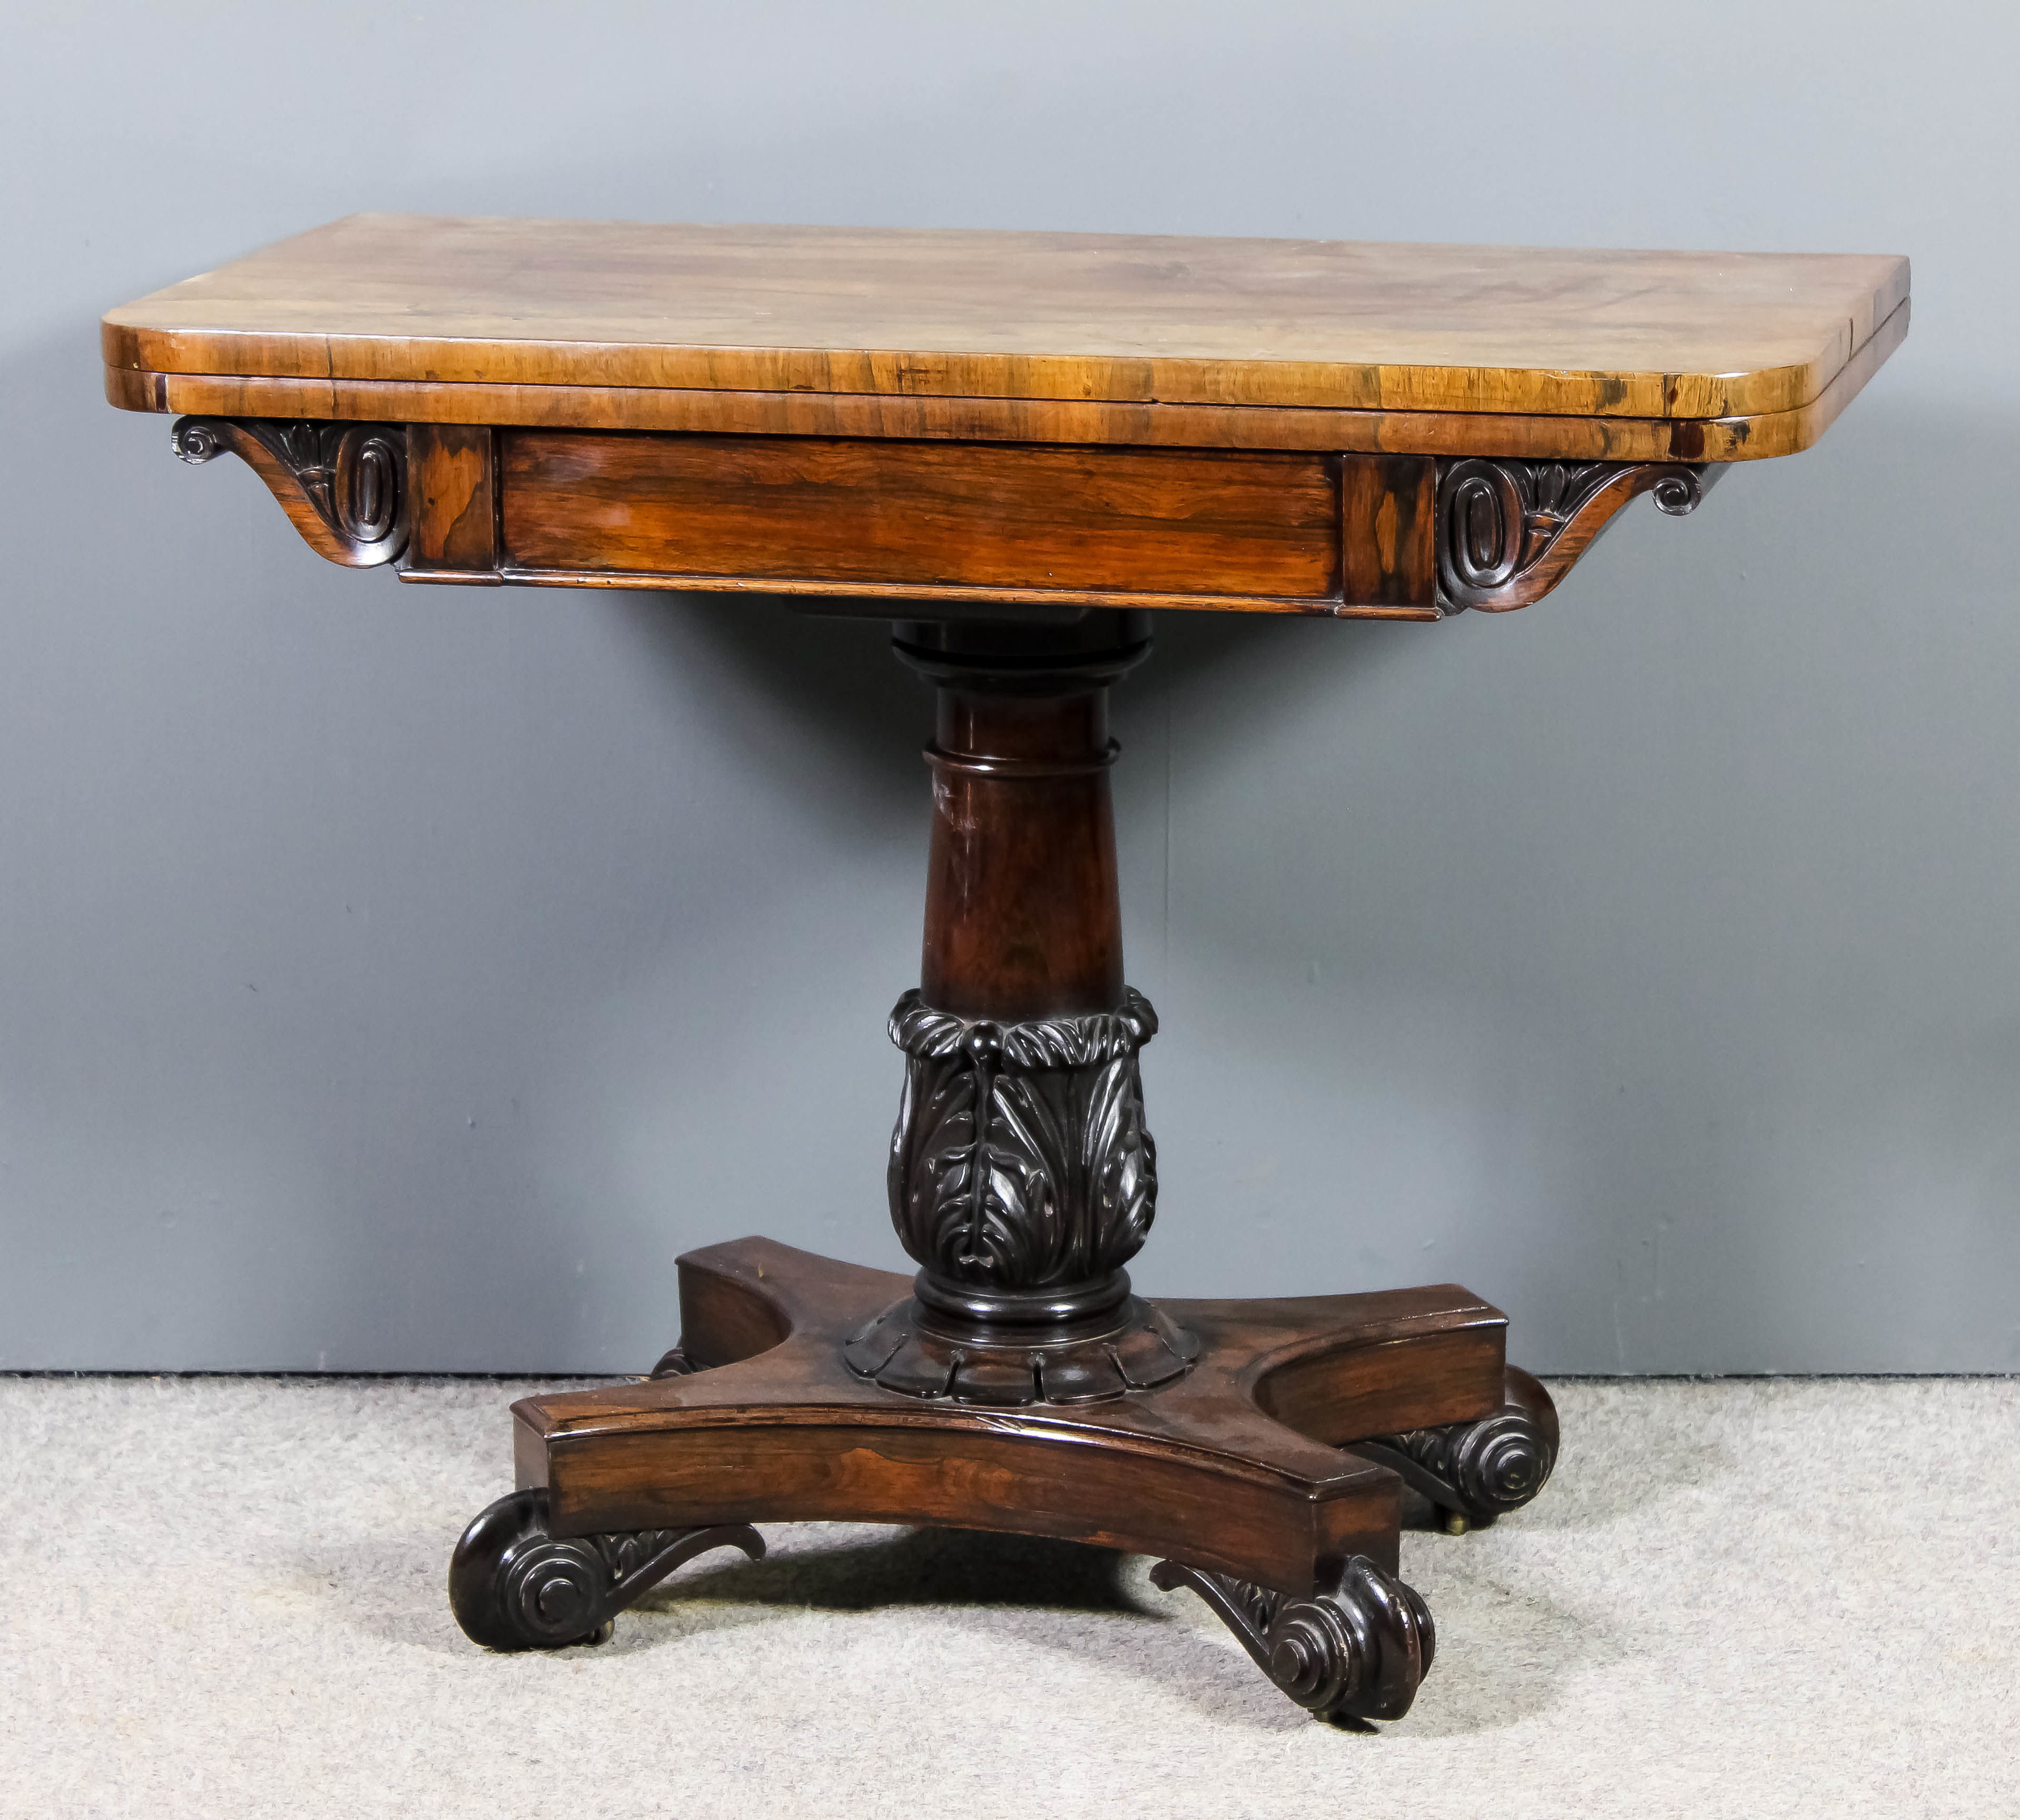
top-left (105, 217), bottom-right (1907, 1723)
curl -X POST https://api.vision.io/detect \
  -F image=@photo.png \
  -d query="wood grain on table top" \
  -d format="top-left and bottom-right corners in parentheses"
top-left (104, 215), bottom-right (1907, 412)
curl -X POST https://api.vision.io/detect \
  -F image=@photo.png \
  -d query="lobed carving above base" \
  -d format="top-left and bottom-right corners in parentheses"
top-left (841, 1288), bottom-right (1199, 1404)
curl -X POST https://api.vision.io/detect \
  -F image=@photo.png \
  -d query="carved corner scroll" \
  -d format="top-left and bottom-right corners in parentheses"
top-left (172, 417), bottom-right (409, 567)
top-left (1435, 458), bottom-right (1720, 613)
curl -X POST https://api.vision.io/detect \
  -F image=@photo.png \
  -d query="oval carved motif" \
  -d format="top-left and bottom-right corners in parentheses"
top-left (342, 434), bottom-right (401, 545)
top-left (1447, 464), bottom-right (1524, 591)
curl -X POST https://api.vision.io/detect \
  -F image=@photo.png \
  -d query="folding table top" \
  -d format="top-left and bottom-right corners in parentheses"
top-left (104, 216), bottom-right (1908, 464)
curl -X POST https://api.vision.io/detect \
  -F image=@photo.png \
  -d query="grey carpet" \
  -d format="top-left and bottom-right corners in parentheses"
top-left (4, 1376), bottom-right (2014, 1818)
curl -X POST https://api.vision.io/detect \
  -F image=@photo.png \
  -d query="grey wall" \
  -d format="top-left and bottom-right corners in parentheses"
top-left (4, 1), bottom-right (2015, 1371)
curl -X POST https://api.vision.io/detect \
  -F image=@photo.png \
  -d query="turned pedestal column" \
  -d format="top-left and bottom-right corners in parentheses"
top-left (843, 613), bottom-right (1196, 1403)
top-left (445, 614), bottom-right (1555, 1725)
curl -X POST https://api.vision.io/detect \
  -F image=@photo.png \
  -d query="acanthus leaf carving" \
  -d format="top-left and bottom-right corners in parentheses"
top-left (886, 986), bottom-right (1158, 1291)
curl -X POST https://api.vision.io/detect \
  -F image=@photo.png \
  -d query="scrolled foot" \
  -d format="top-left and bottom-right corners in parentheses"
top-left (1150, 1555), bottom-right (1435, 1722)
top-left (1352, 1365), bottom-right (1559, 1527)
top-left (448, 1487), bottom-right (763, 1651)
top-left (649, 1345), bottom-right (700, 1379)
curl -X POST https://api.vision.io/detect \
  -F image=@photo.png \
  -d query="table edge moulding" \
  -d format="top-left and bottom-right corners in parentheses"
top-left (104, 216), bottom-right (1906, 1726)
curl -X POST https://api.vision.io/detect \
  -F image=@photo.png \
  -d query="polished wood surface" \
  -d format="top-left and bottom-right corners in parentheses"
top-left (103, 216), bottom-right (1908, 460)
top-left (501, 433), bottom-right (1339, 598)
top-left (906, 622), bottom-right (1137, 1021)
top-left (401, 431), bottom-right (1442, 616)
top-left (405, 423), bottom-right (498, 579)
top-left (512, 1237), bottom-right (1509, 1595)
top-left (1341, 453), bottom-right (1437, 611)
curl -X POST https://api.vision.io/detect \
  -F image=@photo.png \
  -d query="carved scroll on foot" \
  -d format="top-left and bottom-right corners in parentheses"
top-left (172, 417), bottom-right (409, 567)
top-left (1151, 1555), bottom-right (1436, 1722)
top-left (448, 1487), bottom-right (763, 1650)
top-left (1436, 458), bottom-right (1718, 612)
top-left (648, 1344), bottom-right (701, 1379)
top-left (1349, 1366), bottom-right (1560, 1526)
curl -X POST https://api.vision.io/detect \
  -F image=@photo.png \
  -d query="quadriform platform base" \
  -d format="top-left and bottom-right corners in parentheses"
top-left (105, 216), bottom-right (1905, 1724)
top-left (457, 1238), bottom-right (1557, 1723)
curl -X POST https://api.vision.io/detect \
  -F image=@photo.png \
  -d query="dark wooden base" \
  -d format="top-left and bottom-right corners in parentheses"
top-left (450, 1237), bottom-right (1557, 1722)
top-left (446, 612), bottom-right (1558, 1724)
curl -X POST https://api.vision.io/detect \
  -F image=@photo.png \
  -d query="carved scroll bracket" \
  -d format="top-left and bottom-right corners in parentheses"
top-left (172, 417), bottom-right (409, 567)
top-left (1436, 457), bottom-right (1721, 613)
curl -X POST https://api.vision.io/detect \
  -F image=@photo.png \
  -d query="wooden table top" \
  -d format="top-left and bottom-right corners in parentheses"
top-left (104, 215), bottom-right (1908, 464)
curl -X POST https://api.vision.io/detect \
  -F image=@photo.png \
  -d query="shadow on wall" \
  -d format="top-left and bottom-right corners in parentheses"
top-left (615, 585), bottom-right (1414, 819)
top-left (9, 368), bottom-right (2020, 1371)
top-left (622, 400), bottom-right (2020, 1374)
